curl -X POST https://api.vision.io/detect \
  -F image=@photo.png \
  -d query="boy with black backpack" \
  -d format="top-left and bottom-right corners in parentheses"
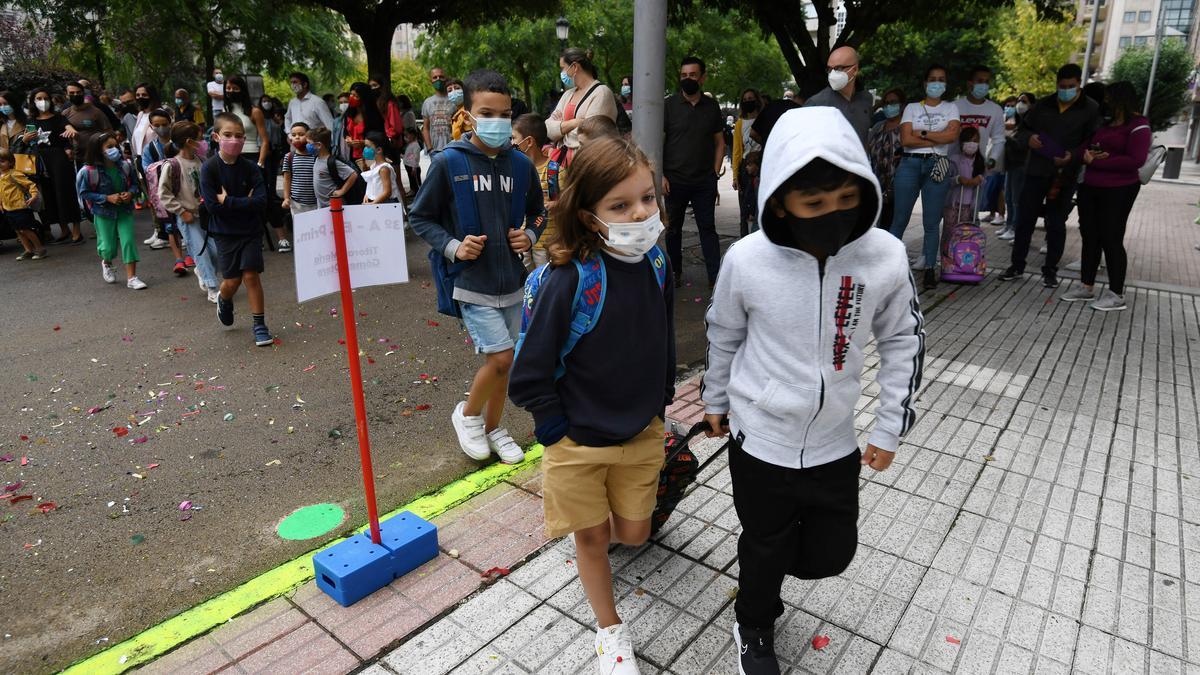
top-left (409, 69), bottom-right (544, 465)
top-left (307, 126), bottom-right (362, 208)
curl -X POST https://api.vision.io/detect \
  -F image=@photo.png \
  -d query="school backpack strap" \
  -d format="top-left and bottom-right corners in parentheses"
top-left (647, 244), bottom-right (667, 291)
top-left (514, 262), bottom-right (553, 357)
top-left (556, 255), bottom-right (607, 379)
top-left (428, 147), bottom-right (480, 317)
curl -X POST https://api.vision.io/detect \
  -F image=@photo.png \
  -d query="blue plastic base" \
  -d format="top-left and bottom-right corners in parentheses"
top-left (313, 510), bottom-right (438, 607)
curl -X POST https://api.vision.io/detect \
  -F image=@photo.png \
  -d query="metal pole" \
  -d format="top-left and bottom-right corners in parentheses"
top-left (633, 0), bottom-right (667, 183)
top-left (1082, 0), bottom-right (1101, 82)
top-left (1146, 0), bottom-right (1166, 115)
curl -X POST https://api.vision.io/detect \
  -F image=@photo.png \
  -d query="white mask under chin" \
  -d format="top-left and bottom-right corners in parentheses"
top-left (593, 210), bottom-right (664, 257)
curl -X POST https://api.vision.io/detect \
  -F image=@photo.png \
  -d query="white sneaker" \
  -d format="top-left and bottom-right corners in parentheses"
top-left (143, 233), bottom-right (158, 245)
top-left (486, 428), bottom-right (525, 464)
top-left (101, 262), bottom-right (116, 284)
top-left (1061, 287), bottom-right (1095, 302)
top-left (147, 236), bottom-right (169, 250)
top-left (207, 288), bottom-right (220, 303)
top-left (127, 276), bottom-right (148, 290)
top-left (1064, 259), bottom-right (1082, 271)
top-left (595, 623), bottom-right (640, 674)
top-left (992, 214), bottom-right (1006, 225)
top-left (277, 238), bottom-right (292, 253)
top-left (998, 227), bottom-right (1016, 241)
top-left (451, 401), bottom-right (491, 460)
top-left (1039, 245), bottom-right (1048, 254)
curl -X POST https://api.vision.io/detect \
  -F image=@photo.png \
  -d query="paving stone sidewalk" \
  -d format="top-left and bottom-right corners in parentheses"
top-left (135, 178), bottom-right (1200, 675)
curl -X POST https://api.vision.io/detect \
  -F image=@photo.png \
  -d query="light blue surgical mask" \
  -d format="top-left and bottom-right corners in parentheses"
top-left (883, 103), bottom-right (901, 119)
top-left (971, 83), bottom-right (990, 99)
top-left (0, 105), bottom-right (12, 117)
top-left (104, 147), bottom-right (122, 162)
top-left (925, 82), bottom-right (946, 99)
top-left (447, 89), bottom-right (464, 105)
top-left (620, 85), bottom-right (631, 97)
top-left (1004, 106), bottom-right (1016, 119)
top-left (305, 142), bottom-right (316, 154)
top-left (1058, 86), bottom-right (1077, 103)
top-left (175, 97), bottom-right (185, 107)
top-left (362, 146), bottom-right (376, 161)
top-left (560, 70), bottom-right (575, 89)
top-left (469, 113), bottom-right (512, 149)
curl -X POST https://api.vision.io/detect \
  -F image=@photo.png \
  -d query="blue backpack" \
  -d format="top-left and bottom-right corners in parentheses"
top-left (515, 245), bottom-right (668, 379)
top-left (429, 148), bottom-right (532, 318)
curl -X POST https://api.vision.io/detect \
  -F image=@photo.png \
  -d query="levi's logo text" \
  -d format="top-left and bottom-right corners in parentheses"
top-left (959, 113), bottom-right (994, 131)
top-left (833, 275), bottom-right (865, 371)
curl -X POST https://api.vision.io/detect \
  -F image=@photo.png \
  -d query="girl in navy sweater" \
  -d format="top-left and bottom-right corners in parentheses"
top-left (509, 136), bottom-right (675, 674)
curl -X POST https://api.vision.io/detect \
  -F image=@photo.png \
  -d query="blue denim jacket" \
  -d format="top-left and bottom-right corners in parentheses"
top-left (76, 160), bottom-right (139, 218)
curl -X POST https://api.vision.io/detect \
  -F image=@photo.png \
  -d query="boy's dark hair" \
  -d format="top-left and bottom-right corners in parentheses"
top-left (463, 69), bottom-right (510, 112)
top-left (290, 121), bottom-right (310, 133)
top-left (87, 131), bottom-right (117, 165)
top-left (67, 81), bottom-right (85, 92)
top-left (170, 120), bottom-right (201, 147)
top-left (307, 126), bottom-right (332, 146)
top-left (513, 113), bottom-right (549, 147)
top-left (681, 56), bottom-right (706, 74)
top-left (213, 112), bottom-right (244, 133)
top-left (1057, 63), bottom-right (1082, 82)
top-left (968, 65), bottom-right (992, 80)
top-left (289, 72), bottom-right (310, 87)
top-left (561, 48), bottom-right (599, 79)
top-left (149, 108), bottom-right (172, 123)
top-left (577, 115), bottom-right (618, 142)
top-left (767, 158), bottom-right (877, 236)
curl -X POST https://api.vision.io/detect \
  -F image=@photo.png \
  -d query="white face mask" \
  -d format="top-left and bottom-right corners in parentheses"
top-left (962, 141), bottom-right (979, 156)
top-left (827, 69), bottom-right (851, 91)
top-left (592, 210), bottom-right (664, 257)
top-left (338, 102), bottom-right (349, 113)
top-left (1016, 102), bottom-right (1030, 115)
top-left (35, 99), bottom-right (51, 112)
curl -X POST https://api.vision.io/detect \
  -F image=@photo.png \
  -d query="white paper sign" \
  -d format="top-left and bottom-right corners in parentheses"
top-left (293, 203), bottom-right (409, 303)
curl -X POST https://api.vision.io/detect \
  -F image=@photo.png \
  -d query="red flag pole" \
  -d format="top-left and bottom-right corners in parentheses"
top-left (329, 197), bottom-right (382, 545)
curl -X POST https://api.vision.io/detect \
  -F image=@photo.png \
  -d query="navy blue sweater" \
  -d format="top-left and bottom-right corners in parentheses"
top-left (509, 252), bottom-right (676, 447)
top-left (409, 138), bottom-right (544, 305)
top-left (198, 154), bottom-right (266, 236)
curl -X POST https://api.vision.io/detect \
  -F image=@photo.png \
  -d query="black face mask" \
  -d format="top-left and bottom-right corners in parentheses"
top-left (136, 98), bottom-right (151, 109)
top-left (740, 100), bottom-right (758, 115)
top-left (781, 206), bottom-right (860, 257)
top-left (680, 78), bottom-right (700, 96)
top-left (69, 94), bottom-right (85, 107)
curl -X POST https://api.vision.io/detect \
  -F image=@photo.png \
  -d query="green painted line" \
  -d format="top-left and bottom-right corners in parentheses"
top-left (277, 503), bottom-right (347, 540)
top-left (62, 445), bottom-right (544, 675)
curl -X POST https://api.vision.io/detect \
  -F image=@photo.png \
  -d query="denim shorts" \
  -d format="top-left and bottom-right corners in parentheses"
top-left (459, 302), bottom-right (521, 355)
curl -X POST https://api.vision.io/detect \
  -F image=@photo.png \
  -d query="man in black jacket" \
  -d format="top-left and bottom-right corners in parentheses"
top-left (1000, 63), bottom-right (1101, 289)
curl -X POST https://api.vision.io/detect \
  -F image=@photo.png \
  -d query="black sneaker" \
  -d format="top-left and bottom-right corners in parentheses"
top-left (1042, 271), bottom-right (1060, 288)
top-left (673, 272), bottom-right (683, 289)
top-left (733, 622), bottom-right (780, 675)
top-left (922, 268), bottom-right (937, 291)
top-left (999, 267), bottom-right (1023, 282)
top-left (217, 295), bottom-right (234, 326)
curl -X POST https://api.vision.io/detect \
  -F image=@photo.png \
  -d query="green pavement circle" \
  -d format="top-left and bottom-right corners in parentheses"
top-left (276, 503), bottom-right (347, 540)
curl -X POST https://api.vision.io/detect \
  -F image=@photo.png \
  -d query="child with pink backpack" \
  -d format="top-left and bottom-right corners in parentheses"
top-left (940, 127), bottom-right (987, 283)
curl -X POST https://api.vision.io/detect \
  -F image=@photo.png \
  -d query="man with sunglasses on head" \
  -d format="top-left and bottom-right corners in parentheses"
top-left (804, 46), bottom-right (873, 145)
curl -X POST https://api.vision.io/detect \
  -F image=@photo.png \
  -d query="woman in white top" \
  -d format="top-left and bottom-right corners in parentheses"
top-left (887, 64), bottom-right (961, 290)
top-left (546, 47), bottom-right (617, 166)
top-left (361, 132), bottom-right (401, 204)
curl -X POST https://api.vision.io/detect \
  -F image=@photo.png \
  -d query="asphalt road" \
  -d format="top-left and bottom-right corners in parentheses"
top-left (0, 204), bottom-right (719, 673)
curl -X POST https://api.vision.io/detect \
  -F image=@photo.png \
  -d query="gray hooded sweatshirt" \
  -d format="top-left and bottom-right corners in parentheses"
top-left (703, 107), bottom-right (925, 469)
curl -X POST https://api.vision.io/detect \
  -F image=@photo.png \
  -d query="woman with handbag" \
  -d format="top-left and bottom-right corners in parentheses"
top-left (887, 65), bottom-right (961, 291)
top-left (27, 87), bottom-right (83, 244)
top-left (546, 48), bottom-right (617, 168)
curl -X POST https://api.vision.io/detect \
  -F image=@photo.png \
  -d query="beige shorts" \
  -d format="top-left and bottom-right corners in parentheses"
top-left (542, 419), bottom-right (665, 539)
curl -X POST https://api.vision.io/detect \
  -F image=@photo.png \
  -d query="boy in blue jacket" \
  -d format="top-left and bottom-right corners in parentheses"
top-left (199, 112), bottom-right (273, 347)
top-left (409, 69), bottom-right (545, 465)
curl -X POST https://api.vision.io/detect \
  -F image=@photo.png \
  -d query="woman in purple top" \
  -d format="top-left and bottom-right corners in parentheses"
top-left (1062, 81), bottom-right (1150, 312)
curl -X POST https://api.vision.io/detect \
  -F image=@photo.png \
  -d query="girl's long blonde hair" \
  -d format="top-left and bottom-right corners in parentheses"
top-left (548, 136), bottom-right (663, 266)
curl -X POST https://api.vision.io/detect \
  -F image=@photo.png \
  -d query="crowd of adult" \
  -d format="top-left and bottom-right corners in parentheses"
top-left (0, 47), bottom-right (1157, 312)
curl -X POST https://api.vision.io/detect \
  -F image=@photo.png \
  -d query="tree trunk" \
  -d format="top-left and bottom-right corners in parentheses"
top-left (361, 24), bottom-right (395, 92)
top-left (90, 22), bottom-right (105, 87)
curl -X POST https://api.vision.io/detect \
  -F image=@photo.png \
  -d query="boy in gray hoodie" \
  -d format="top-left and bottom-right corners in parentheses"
top-left (702, 107), bottom-right (925, 674)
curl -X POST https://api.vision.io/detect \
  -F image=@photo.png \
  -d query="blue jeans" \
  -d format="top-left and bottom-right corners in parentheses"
top-left (177, 215), bottom-right (219, 290)
top-left (1004, 166), bottom-right (1026, 230)
top-left (460, 302), bottom-right (521, 355)
top-left (888, 155), bottom-right (952, 267)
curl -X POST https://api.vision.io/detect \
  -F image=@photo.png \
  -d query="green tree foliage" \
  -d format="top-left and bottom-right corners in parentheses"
top-left (14, 0), bottom-right (357, 97)
top-left (859, 6), bottom-right (1000, 103)
top-left (990, 0), bottom-right (1083, 99)
top-left (1110, 38), bottom-right (1195, 131)
top-left (416, 0), bottom-right (790, 109)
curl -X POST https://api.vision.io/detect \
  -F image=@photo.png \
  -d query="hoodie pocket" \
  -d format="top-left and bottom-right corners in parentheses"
top-left (747, 378), bottom-right (821, 446)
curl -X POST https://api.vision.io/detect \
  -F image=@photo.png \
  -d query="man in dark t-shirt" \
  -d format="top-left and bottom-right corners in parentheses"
top-left (662, 55), bottom-right (726, 288)
top-left (63, 81), bottom-right (112, 156)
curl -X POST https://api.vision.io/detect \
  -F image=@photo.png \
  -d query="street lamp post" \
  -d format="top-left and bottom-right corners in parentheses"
top-left (556, 17), bottom-right (570, 92)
